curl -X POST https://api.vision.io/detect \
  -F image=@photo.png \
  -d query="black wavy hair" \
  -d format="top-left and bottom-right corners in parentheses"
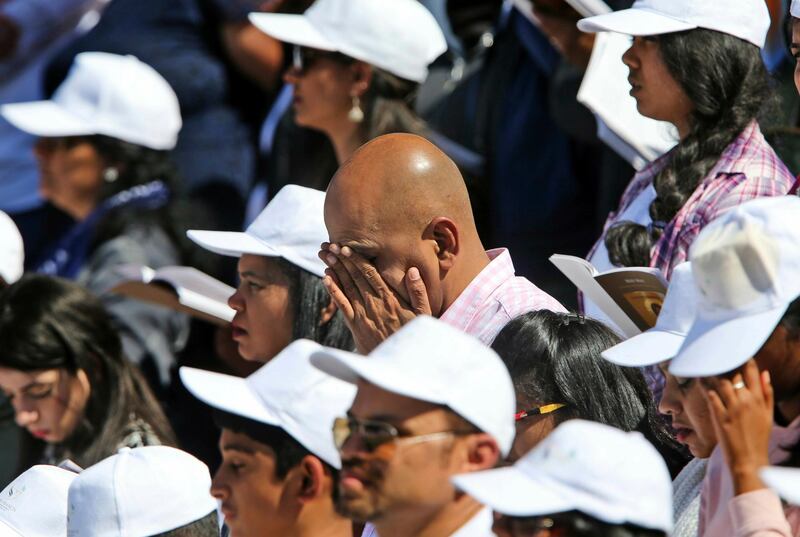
top-left (605, 29), bottom-right (771, 267)
top-left (0, 275), bottom-right (176, 467)
top-left (359, 67), bottom-right (429, 143)
top-left (491, 310), bottom-right (685, 467)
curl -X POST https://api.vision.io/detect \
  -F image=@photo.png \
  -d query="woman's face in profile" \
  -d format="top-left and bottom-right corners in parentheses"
top-left (0, 366), bottom-right (91, 444)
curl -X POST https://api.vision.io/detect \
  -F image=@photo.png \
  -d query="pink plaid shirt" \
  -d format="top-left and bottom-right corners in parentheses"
top-left (588, 121), bottom-right (795, 280)
top-left (439, 248), bottom-right (566, 344)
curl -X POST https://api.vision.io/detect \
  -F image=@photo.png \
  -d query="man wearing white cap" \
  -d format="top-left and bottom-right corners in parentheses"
top-left (601, 262), bottom-right (715, 537)
top-left (187, 184), bottom-right (353, 362)
top-left (666, 196), bottom-right (800, 536)
top-left (0, 465), bottom-right (77, 536)
top-left (67, 446), bottom-right (218, 536)
top-left (452, 419), bottom-right (673, 537)
top-left (311, 316), bottom-right (516, 537)
top-left (320, 133), bottom-right (565, 354)
top-left (180, 339), bottom-right (356, 537)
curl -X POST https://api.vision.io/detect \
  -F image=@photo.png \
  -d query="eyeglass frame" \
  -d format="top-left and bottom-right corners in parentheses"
top-left (291, 44), bottom-right (354, 74)
top-left (514, 403), bottom-right (567, 422)
top-left (332, 415), bottom-right (473, 453)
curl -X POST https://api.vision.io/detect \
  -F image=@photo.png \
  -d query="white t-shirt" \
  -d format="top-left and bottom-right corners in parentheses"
top-left (361, 507), bottom-right (496, 537)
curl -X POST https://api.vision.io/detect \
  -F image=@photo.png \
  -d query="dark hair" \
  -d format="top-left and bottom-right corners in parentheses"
top-left (502, 511), bottom-right (666, 537)
top-left (0, 275), bottom-right (176, 467)
top-left (605, 29), bottom-right (771, 267)
top-left (776, 297), bottom-right (800, 467)
top-left (214, 410), bottom-right (335, 480)
top-left (491, 311), bottom-right (681, 458)
top-left (152, 511), bottom-right (219, 537)
top-left (275, 258), bottom-right (354, 351)
top-left (359, 67), bottom-right (429, 144)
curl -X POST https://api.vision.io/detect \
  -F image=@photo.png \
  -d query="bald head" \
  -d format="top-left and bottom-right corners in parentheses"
top-left (325, 134), bottom-right (476, 234)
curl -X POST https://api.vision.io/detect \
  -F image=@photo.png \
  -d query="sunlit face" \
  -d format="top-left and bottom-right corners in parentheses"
top-left (283, 47), bottom-right (358, 133)
top-left (227, 255), bottom-right (294, 362)
top-left (336, 382), bottom-right (484, 523)
top-left (211, 429), bottom-right (292, 537)
top-left (658, 363), bottom-right (716, 459)
top-left (33, 137), bottom-right (105, 220)
top-left (622, 36), bottom-right (693, 136)
top-left (0, 367), bottom-right (90, 444)
top-left (791, 19), bottom-right (800, 95)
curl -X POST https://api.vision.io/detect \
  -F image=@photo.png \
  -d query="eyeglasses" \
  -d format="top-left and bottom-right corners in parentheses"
top-left (332, 416), bottom-right (465, 453)
top-left (291, 45), bottom-right (353, 74)
top-left (514, 403), bottom-right (567, 422)
top-left (493, 514), bottom-right (556, 536)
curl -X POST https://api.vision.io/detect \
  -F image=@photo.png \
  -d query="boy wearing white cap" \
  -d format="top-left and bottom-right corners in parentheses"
top-left (311, 316), bottom-right (516, 537)
top-left (666, 196), bottom-right (800, 536)
top-left (452, 419), bottom-right (673, 537)
top-left (180, 339), bottom-right (356, 537)
top-left (67, 446), bottom-right (218, 537)
top-left (0, 465), bottom-right (77, 536)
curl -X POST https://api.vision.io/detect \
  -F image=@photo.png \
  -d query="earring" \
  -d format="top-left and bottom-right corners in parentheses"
top-left (103, 167), bottom-right (119, 183)
top-left (348, 95), bottom-right (364, 123)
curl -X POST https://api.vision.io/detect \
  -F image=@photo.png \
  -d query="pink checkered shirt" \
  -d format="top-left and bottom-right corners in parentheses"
top-left (439, 248), bottom-right (566, 344)
top-left (588, 121), bottom-right (794, 280)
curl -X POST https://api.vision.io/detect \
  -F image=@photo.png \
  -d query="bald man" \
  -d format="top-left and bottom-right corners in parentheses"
top-left (320, 133), bottom-right (565, 354)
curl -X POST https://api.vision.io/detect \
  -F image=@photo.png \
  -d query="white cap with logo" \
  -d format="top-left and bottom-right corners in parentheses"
top-left (180, 339), bottom-right (356, 468)
top-left (761, 466), bottom-right (800, 506)
top-left (249, 0), bottom-right (447, 83)
top-left (66, 446), bottom-right (216, 537)
top-left (0, 465), bottom-right (77, 537)
top-left (452, 420), bottom-right (674, 533)
top-left (0, 211), bottom-right (23, 285)
top-left (577, 0), bottom-right (771, 49)
top-left (1, 52), bottom-right (181, 150)
top-left (670, 196), bottom-right (800, 378)
top-left (188, 184), bottom-right (327, 277)
top-left (602, 262), bottom-right (697, 367)
top-left (310, 316), bottom-right (516, 456)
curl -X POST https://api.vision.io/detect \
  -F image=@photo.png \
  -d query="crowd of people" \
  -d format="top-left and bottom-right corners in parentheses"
top-left (1, 0), bottom-right (800, 535)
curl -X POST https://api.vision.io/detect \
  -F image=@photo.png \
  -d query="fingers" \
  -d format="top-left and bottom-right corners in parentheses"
top-left (321, 247), bottom-right (362, 305)
top-left (742, 360), bottom-right (763, 400)
top-left (762, 369), bottom-right (774, 412)
top-left (338, 246), bottom-right (388, 296)
top-left (322, 271), bottom-right (355, 322)
top-left (405, 267), bottom-right (432, 315)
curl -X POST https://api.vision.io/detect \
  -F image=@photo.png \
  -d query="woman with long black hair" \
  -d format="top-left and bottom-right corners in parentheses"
top-left (0, 275), bottom-right (176, 469)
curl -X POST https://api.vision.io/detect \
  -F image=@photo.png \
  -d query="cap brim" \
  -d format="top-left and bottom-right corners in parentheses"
top-left (602, 330), bottom-right (685, 367)
top-left (248, 12), bottom-right (337, 51)
top-left (179, 367), bottom-right (279, 426)
top-left (452, 467), bottom-right (575, 517)
top-left (577, 8), bottom-right (696, 37)
top-left (668, 305), bottom-right (788, 378)
top-left (310, 348), bottom-right (447, 406)
top-left (187, 230), bottom-right (282, 258)
top-left (760, 467), bottom-right (800, 505)
top-left (0, 519), bottom-right (23, 537)
top-left (1, 101), bottom-right (95, 138)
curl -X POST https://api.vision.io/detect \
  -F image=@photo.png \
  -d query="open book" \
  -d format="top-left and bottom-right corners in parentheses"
top-left (550, 254), bottom-right (667, 338)
top-left (111, 265), bottom-right (235, 326)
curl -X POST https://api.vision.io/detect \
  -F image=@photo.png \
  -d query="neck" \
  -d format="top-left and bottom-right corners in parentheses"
top-left (326, 121), bottom-right (364, 165)
top-left (291, 507), bottom-right (353, 537)
top-left (440, 241), bottom-right (491, 314)
top-left (374, 494), bottom-right (485, 537)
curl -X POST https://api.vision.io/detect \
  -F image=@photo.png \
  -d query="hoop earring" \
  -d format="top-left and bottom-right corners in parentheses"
top-left (103, 167), bottom-right (119, 183)
top-left (348, 95), bottom-right (364, 123)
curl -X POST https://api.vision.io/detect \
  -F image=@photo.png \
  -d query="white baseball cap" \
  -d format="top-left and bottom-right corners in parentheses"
top-left (577, 0), bottom-right (771, 49)
top-left (602, 262), bottom-right (696, 367)
top-left (669, 196), bottom-right (800, 378)
top-left (187, 184), bottom-right (327, 277)
top-left (793, 0), bottom-right (800, 18)
top-left (452, 420), bottom-right (673, 533)
top-left (248, 0), bottom-right (447, 83)
top-left (0, 211), bottom-right (23, 285)
top-left (180, 339), bottom-right (356, 468)
top-left (1, 52), bottom-right (181, 150)
top-left (760, 466), bottom-right (800, 506)
top-left (66, 446), bottom-right (216, 537)
top-left (0, 465), bottom-right (76, 537)
top-left (310, 316), bottom-right (516, 456)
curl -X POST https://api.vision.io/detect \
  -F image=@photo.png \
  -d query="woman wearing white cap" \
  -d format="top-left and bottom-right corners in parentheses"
top-left (0, 51), bottom-right (190, 392)
top-left (578, 1), bottom-right (795, 327)
top-left (249, 0), bottom-right (447, 165)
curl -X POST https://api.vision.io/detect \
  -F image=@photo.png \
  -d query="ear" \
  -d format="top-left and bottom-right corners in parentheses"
top-left (75, 369), bottom-right (92, 400)
top-left (318, 295), bottom-right (338, 327)
top-left (460, 433), bottom-right (501, 473)
top-left (296, 455), bottom-right (328, 504)
top-left (349, 61), bottom-right (373, 98)
top-left (425, 217), bottom-right (459, 272)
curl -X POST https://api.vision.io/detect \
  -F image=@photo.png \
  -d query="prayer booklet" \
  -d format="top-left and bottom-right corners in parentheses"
top-left (577, 31), bottom-right (677, 170)
top-left (111, 265), bottom-right (235, 325)
top-left (549, 254), bottom-right (667, 338)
